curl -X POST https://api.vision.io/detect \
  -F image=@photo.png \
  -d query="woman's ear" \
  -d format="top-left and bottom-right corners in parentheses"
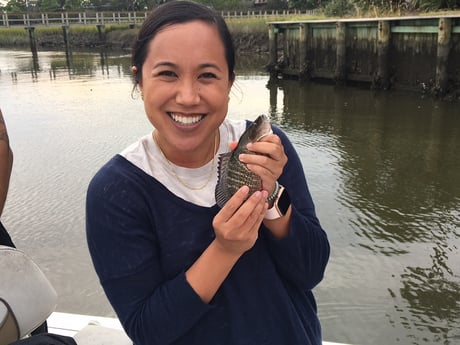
top-left (132, 66), bottom-right (143, 89)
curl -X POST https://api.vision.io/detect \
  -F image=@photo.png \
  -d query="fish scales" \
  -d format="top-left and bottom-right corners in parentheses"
top-left (215, 115), bottom-right (272, 208)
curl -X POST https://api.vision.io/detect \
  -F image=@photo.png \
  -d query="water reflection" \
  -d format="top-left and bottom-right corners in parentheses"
top-left (267, 78), bottom-right (460, 344)
top-left (2, 48), bottom-right (133, 81)
top-left (0, 49), bottom-right (459, 345)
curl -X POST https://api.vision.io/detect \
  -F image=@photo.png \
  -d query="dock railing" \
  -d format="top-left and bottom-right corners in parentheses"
top-left (0, 9), bottom-right (317, 28)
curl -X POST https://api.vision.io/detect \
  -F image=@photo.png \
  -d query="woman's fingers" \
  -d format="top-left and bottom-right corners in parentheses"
top-left (239, 134), bottom-right (287, 193)
top-left (213, 187), bottom-right (268, 255)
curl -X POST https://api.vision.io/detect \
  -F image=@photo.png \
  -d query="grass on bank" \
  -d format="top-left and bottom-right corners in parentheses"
top-left (0, 24), bottom-right (137, 47)
top-left (0, 15), bottom-right (322, 47)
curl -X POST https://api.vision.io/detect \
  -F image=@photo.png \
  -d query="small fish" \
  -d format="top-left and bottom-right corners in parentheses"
top-left (215, 114), bottom-right (272, 208)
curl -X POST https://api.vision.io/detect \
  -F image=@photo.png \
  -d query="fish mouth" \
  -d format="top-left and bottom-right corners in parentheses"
top-left (168, 112), bottom-right (206, 126)
top-left (255, 128), bottom-right (273, 142)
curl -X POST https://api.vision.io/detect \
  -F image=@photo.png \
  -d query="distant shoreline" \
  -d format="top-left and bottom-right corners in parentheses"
top-left (0, 22), bottom-right (269, 54)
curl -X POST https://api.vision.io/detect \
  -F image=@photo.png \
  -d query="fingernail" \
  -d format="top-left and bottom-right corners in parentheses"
top-left (239, 185), bottom-right (249, 194)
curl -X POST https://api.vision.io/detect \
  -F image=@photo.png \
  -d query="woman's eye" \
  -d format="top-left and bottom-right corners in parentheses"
top-left (200, 72), bottom-right (217, 79)
top-left (157, 70), bottom-right (177, 78)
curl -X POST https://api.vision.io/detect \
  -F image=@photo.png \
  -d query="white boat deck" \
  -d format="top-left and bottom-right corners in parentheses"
top-left (48, 312), bottom-right (351, 345)
top-left (48, 312), bottom-right (125, 337)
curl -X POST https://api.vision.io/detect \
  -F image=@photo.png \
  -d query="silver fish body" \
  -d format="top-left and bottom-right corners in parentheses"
top-left (215, 115), bottom-right (272, 208)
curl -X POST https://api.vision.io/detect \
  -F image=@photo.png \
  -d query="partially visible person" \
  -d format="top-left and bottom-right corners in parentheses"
top-left (0, 108), bottom-right (51, 337)
top-left (0, 108), bottom-right (15, 247)
top-left (86, 1), bottom-right (330, 345)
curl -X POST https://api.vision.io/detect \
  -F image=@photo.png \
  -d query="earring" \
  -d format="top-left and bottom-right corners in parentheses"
top-left (141, 92), bottom-right (144, 101)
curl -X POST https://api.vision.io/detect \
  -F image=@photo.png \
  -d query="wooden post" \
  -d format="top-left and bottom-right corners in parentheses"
top-left (268, 24), bottom-right (278, 76)
top-left (25, 27), bottom-right (38, 60)
top-left (62, 25), bottom-right (70, 53)
top-left (335, 21), bottom-right (346, 84)
top-left (62, 25), bottom-right (72, 70)
top-left (96, 24), bottom-right (106, 45)
top-left (375, 20), bottom-right (391, 89)
top-left (435, 18), bottom-right (452, 96)
top-left (269, 80), bottom-right (278, 114)
top-left (299, 23), bottom-right (309, 80)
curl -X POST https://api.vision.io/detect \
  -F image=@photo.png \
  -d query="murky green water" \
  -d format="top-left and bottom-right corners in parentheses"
top-left (0, 48), bottom-right (459, 345)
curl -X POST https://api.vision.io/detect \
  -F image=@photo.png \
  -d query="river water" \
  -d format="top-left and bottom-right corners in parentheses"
top-left (0, 48), bottom-right (459, 345)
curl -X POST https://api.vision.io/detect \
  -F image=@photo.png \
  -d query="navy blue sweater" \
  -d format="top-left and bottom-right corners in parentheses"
top-left (86, 125), bottom-right (330, 345)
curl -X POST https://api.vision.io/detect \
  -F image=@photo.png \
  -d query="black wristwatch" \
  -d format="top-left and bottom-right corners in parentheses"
top-left (264, 184), bottom-right (291, 220)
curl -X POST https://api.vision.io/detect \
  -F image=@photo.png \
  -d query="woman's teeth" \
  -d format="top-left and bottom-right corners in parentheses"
top-left (170, 113), bottom-right (204, 125)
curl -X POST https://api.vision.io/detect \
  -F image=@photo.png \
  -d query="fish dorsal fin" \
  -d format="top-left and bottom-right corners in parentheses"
top-left (215, 152), bottom-right (233, 208)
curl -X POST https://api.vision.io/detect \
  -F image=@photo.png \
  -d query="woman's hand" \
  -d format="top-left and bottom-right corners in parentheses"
top-left (186, 186), bottom-right (267, 304)
top-left (212, 186), bottom-right (268, 256)
top-left (238, 134), bottom-right (288, 197)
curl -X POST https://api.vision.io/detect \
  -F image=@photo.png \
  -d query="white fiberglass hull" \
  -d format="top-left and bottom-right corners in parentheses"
top-left (47, 312), bottom-right (352, 345)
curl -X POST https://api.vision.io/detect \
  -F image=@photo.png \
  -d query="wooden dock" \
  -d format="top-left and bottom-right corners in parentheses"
top-left (0, 9), bottom-right (316, 28)
top-left (267, 16), bottom-right (460, 96)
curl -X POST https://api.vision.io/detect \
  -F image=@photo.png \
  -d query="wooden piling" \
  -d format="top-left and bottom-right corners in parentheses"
top-left (299, 23), bottom-right (309, 80)
top-left (268, 24), bottom-right (278, 77)
top-left (25, 26), bottom-right (38, 61)
top-left (375, 20), bottom-right (391, 89)
top-left (96, 24), bottom-right (106, 45)
top-left (269, 80), bottom-right (278, 111)
top-left (335, 21), bottom-right (346, 84)
top-left (62, 25), bottom-right (70, 50)
top-left (435, 18), bottom-right (452, 96)
top-left (61, 25), bottom-right (72, 68)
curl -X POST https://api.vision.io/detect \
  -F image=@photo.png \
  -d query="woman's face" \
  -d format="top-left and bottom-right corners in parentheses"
top-left (138, 20), bottom-right (233, 159)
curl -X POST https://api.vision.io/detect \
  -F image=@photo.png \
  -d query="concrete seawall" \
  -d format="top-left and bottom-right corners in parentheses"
top-left (267, 16), bottom-right (460, 98)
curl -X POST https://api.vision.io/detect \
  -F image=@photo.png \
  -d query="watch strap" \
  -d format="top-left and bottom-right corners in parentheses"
top-left (264, 185), bottom-right (289, 220)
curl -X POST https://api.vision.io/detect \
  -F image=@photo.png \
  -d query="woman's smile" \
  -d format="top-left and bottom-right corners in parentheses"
top-left (168, 112), bottom-right (206, 126)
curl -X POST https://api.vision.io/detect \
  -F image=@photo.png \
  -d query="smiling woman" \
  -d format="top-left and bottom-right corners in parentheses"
top-left (132, 19), bottom-right (233, 167)
top-left (85, 2), bottom-right (330, 345)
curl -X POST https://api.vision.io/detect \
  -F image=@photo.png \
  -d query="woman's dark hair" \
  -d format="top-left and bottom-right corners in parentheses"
top-left (132, 0), bottom-right (235, 85)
